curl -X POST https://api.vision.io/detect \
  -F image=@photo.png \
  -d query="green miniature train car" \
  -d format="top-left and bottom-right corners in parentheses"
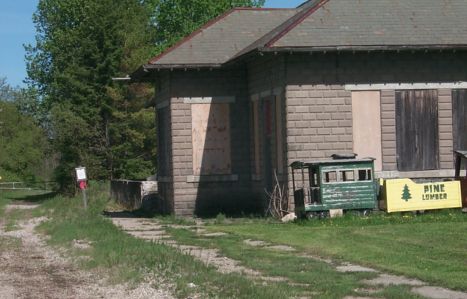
top-left (291, 157), bottom-right (378, 218)
top-left (454, 150), bottom-right (467, 210)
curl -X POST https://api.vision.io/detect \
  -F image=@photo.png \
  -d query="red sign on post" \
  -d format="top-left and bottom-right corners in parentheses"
top-left (75, 166), bottom-right (88, 209)
top-left (79, 180), bottom-right (87, 190)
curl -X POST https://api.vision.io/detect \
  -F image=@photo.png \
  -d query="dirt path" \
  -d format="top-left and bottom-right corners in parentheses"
top-left (0, 204), bottom-right (174, 299)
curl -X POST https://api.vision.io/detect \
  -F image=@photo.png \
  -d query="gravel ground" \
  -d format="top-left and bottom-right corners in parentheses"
top-left (0, 205), bottom-right (174, 299)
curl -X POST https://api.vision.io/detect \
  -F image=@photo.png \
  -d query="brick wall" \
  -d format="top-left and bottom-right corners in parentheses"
top-left (283, 51), bottom-right (467, 204)
top-left (154, 51), bottom-right (467, 215)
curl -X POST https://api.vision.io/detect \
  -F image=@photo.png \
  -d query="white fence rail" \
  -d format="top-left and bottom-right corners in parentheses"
top-left (0, 182), bottom-right (56, 191)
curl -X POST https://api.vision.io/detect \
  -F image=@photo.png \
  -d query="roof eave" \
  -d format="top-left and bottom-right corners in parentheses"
top-left (260, 45), bottom-right (467, 53)
top-left (144, 63), bottom-right (223, 70)
top-left (130, 63), bottom-right (224, 81)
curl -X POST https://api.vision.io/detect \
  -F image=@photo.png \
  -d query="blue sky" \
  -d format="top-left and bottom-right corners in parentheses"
top-left (0, 0), bottom-right (303, 87)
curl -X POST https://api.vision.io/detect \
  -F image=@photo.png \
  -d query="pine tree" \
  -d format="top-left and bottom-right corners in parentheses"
top-left (26, 0), bottom-right (157, 192)
top-left (26, 0), bottom-right (265, 193)
top-left (401, 184), bottom-right (412, 202)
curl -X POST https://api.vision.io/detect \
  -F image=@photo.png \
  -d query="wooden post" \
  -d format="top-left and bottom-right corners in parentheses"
top-left (82, 188), bottom-right (88, 210)
top-left (75, 167), bottom-right (88, 210)
top-left (455, 153), bottom-right (462, 179)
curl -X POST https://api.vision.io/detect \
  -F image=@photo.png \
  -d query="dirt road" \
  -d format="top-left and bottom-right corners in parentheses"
top-left (0, 203), bottom-right (174, 299)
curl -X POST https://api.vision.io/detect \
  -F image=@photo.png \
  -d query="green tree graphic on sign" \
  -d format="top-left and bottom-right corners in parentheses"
top-left (401, 184), bottom-right (412, 202)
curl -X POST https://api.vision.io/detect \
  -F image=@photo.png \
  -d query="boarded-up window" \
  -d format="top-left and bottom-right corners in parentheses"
top-left (192, 103), bottom-right (231, 175)
top-left (252, 101), bottom-right (260, 175)
top-left (396, 90), bottom-right (439, 171)
top-left (251, 95), bottom-right (284, 179)
top-left (275, 96), bottom-right (284, 174)
top-left (352, 91), bottom-right (382, 171)
top-left (453, 90), bottom-right (467, 151)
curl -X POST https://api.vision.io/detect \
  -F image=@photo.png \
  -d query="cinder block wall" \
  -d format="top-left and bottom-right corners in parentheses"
top-left (380, 90), bottom-right (397, 171)
top-left (162, 68), bottom-right (256, 216)
top-left (155, 51), bottom-right (467, 215)
top-left (284, 51), bottom-right (467, 204)
top-left (155, 72), bottom-right (174, 214)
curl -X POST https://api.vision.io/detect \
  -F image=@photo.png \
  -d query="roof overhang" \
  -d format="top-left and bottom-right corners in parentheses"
top-left (130, 63), bottom-right (223, 82)
top-left (259, 45), bottom-right (467, 53)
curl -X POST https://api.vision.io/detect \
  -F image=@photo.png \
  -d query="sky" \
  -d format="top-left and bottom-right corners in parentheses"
top-left (0, 0), bottom-right (304, 87)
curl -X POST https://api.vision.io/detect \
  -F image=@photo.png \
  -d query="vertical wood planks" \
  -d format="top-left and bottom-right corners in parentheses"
top-left (452, 89), bottom-right (467, 151)
top-left (396, 90), bottom-right (439, 171)
top-left (275, 95), bottom-right (284, 174)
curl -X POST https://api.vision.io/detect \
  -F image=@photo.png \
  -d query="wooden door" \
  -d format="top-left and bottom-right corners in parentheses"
top-left (396, 90), bottom-right (439, 171)
top-left (352, 91), bottom-right (382, 171)
top-left (453, 89), bottom-right (467, 151)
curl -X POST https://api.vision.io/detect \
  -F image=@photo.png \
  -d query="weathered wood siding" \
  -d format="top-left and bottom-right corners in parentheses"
top-left (395, 90), bottom-right (439, 171)
top-left (453, 89), bottom-right (467, 151)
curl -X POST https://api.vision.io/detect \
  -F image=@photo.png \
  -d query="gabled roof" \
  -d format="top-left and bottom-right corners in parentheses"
top-left (271, 0), bottom-right (467, 49)
top-left (140, 0), bottom-right (467, 73)
top-left (147, 8), bottom-right (297, 68)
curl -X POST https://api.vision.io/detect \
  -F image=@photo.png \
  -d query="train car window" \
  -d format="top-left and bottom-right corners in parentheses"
top-left (323, 171), bottom-right (338, 183)
top-left (310, 169), bottom-right (318, 187)
top-left (341, 170), bottom-right (355, 182)
top-left (358, 169), bottom-right (372, 181)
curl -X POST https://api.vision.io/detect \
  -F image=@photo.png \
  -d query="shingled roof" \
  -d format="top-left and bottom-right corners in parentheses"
top-left (140, 0), bottom-right (467, 72)
top-left (147, 8), bottom-right (297, 68)
top-left (270, 0), bottom-right (467, 49)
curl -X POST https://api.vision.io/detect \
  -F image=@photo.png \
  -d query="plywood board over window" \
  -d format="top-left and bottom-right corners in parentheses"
top-left (352, 91), bottom-right (382, 171)
top-left (275, 95), bottom-right (284, 174)
top-left (453, 89), bottom-right (467, 151)
top-left (192, 103), bottom-right (231, 175)
top-left (396, 90), bottom-right (439, 171)
top-left (252, 101), bottom-right (261, 176)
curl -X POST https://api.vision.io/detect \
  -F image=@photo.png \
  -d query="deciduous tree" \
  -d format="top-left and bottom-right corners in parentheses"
top-left (26, 0), bottom-right (264, 192)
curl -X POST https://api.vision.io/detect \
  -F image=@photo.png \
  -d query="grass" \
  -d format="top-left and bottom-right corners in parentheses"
top-left (0, 184), bottom-right (338, 299)
top-left (167, 226), bottom-right (380, 298)
top-left (2, 186), bottom-right (466, 297)
top-left (206, 210), bottom-right (467, 291)
top-left (0, 190), bottom-right (54, 230)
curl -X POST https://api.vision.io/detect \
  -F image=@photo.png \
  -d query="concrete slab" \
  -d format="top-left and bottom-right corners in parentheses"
top-left (202, 232), bottom-right (228, 237)
top-left (336, 264), bottom-right (378, 273)
top-left (5, 204), bottom-right (39, 212)
top-left (243, 239), bottom-right (268, 247)
top-left (329, 209), bottom-right (343, 218)
top-left (363, 274), bottom-right (425, 287)
top-left (412, 286), bottom-right (467, 299)
top-left (266, 245), bottom-right (296, 252)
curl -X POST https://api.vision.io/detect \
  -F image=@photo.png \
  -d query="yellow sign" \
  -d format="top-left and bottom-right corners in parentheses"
top-left (382, 179), bottom-right (462, 213)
